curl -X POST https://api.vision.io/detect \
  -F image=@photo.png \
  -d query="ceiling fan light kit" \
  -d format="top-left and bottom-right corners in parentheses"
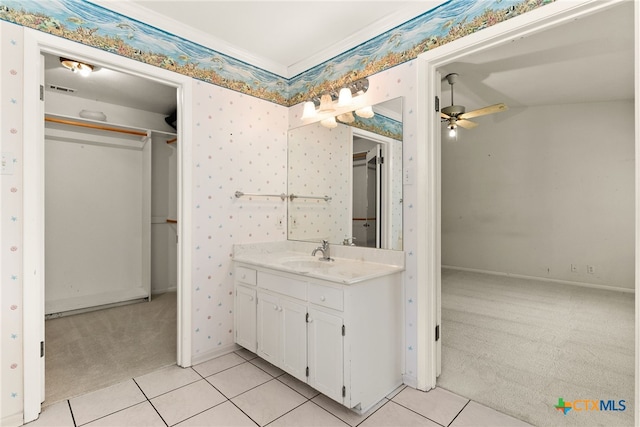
top-left (441, 72), bottom-right (508, 137)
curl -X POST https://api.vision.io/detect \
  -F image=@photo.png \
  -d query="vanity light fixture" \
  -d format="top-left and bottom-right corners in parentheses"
top-left (336, 111), bottom-right (355, 123)
top-left (60, 57), bottom-right (94, 76)
top-left (321, 116), bottom-right (338, 128)
top-left (318, 93), bottom-right (336, 113)
top-left (302, 78), bottom-right (374, 128)
top-left (337, 87), bottom-right (353, 107)
top-left (301, 101), bottom-right (317, 119)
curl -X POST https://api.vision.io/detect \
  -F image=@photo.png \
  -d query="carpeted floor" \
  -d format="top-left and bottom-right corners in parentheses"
top-left (44, 291), bottom-right (177, 406)
top-left (437, 269), bottom-right (634, 427)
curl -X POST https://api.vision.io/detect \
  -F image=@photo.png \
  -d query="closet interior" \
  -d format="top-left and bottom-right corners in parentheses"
top-left (43, 52), bottom-right (178, 316)
top-left (42, 52), bottom-right (179, 402)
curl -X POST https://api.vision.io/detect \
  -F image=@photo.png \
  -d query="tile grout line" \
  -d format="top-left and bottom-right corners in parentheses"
top-left (385, 398), bottom-right (447, 427)
top-left (307, 400), bottom-right (352, 427)
top-left (446, 399), bottom-right (471, 427)
top-left (133, 377), bottom-right (169, 427)
top-left (353, 398), bottom-right (390, 427)
top-left (261, 395), bottom-right (311, 426)
top-left (66, 400), bottom-right (77, 427)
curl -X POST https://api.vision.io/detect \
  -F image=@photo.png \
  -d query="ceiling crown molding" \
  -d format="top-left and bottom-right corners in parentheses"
top-left (287, 2), bottom-right (445, 78)
top-left (90, 0), bottom-right (289, 77)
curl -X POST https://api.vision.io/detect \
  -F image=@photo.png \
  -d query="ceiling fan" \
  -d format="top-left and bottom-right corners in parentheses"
top-left (441, 73), bottom-right (508, 136)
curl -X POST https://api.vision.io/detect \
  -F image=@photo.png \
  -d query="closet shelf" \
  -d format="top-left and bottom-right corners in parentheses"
top-left (45, 113), bottom-right (177, 139)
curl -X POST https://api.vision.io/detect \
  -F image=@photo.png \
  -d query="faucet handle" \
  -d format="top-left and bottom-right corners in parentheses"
top-left (322, 239), bottom-right (329, 248)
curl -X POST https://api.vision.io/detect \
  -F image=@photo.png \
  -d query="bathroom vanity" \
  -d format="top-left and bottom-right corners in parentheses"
top-left (233, 241), bottom-right (404, 413)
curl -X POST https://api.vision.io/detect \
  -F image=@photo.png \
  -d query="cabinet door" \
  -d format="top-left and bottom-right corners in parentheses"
top-left (257, 291), bottom-right (280, 366)
top-left (280, 297), bottom-right (307, 382)
top-left (307, 307), bottom-right (344, 403)
top-left (235, 285), bottom-right (256, 352)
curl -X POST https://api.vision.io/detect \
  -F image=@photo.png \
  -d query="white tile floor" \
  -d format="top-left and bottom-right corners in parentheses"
top-left (26, 349), bottom-right (531, 427)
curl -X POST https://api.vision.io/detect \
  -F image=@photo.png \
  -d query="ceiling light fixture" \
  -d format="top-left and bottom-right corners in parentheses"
top-left (448, 122), bottom-right (457, 137)
top-left (60, 57), bottom-right (94, 77)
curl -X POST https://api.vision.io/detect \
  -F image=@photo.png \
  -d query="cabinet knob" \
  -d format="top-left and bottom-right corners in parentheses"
top-left (249, 296), bottom-right (254, 301)
top-left (273, 305), bottom-right (278, 310)
top-left (308, 317), bottom-right (313, 323)
top-left (320, 296), bottom-right (326, 301)
top-left (279, 307), bottom-right (283, 312)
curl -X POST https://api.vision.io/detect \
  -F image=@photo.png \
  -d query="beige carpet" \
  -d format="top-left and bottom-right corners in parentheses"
top-left (44, 292), bottom-right (177, 406)
top-left (437, 269), bottom-right (634, 427)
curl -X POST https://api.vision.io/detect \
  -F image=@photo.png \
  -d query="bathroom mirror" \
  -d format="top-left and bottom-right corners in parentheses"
top-left (287, 97), bottom-right (403, 250)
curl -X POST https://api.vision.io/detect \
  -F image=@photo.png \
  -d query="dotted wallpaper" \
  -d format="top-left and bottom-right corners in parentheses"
top-left (0, 21), bottom-right (24, 422)
top-left (287, 122), bottom-right (351, 244)
top-left (190, 80), bottom-right (288, 359)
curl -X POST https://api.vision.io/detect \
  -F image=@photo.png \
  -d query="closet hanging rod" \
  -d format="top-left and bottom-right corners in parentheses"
top-left (45, 117), bottom-right (148, 137)
top-left (167, 137), bottom-right (177, 144)
top-left (235, 191), bottom-right (287, 201)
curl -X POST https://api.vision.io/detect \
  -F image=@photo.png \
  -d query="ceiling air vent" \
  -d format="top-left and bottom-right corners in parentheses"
top-left (48, 84), bottom-right (76, 94)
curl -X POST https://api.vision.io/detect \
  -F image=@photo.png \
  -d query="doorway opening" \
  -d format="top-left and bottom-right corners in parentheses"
top-left (23, 30), bottom-right (193, 423)
top-left (351, 129), bottom-right (397, 249)
top-left (417, 1), bottom-right (638, 426)
top-left (42, 51), bottom-right (179, 404)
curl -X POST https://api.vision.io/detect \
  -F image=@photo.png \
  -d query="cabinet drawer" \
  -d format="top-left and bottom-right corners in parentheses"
top-left (236, 266), bottom-right (257, 286)
top-left (308, 283), bottom-right (343, 311)
top-left (258, 271), bottom-right (307, 300)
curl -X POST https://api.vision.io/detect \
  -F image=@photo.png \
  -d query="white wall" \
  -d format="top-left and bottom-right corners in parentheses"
top-left (288, 122), bottom-right (351, 244)
top-left (442, 100), bottom-right (635, 290)
top-left (190, 80), bottom-right (289, 362)
top-left (46, 91), bottom-right (178, 295)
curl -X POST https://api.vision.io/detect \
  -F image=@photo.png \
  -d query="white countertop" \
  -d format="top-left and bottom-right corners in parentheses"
top-left (233, 242), bottom-right (405, 285)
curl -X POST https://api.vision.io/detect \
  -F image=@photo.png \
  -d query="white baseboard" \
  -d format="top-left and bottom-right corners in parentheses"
top-left (442, 265), bottom-right (634, 293)
top-left (191, 343), bottom-right (241, 366)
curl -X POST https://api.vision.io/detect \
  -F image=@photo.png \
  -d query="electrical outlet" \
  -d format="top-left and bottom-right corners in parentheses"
top-left (587, 265), bottom-right (595, 274)
top-left (571, 264), bottom-right (578, 273)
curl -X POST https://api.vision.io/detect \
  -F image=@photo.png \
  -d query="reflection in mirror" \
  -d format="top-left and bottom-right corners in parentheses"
top-left (287, 98), bottom-right (403, 250)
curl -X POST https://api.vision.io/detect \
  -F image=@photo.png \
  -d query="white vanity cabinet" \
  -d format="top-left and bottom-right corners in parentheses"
top-left (257, 290), bottom-right (307, 382)
top-left (234, 266), bottom-right (257, 352)
top-left (233, 260), bottom-right (402, 414)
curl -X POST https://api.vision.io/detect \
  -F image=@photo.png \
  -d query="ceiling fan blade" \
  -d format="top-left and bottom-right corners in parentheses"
top-left (440, 111), bottom-right (451, 119)
top-left (459, 103), bottom-right (508, 120)
top-left (456, 119), bottom-right (478, 129)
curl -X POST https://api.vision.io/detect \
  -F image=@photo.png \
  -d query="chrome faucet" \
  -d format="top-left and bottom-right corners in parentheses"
top-left (312, 239), bottom-right (332, 261)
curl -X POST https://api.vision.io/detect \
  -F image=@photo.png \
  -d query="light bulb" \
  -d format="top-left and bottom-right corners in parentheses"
top-left (448, 126), bottom-right (457, 137)
top-left (355, 105), bottom-right (374, 119)
top-left (338, 88), bottom-right (353, 107)
top-left (320, 116), bottom-right (338, 128)
top-left (318, 94), bottom-right (335, 113)
top-left (337, 111), bottom-right (354, 123)
top-left (301, 101), bottom-right (317, 119)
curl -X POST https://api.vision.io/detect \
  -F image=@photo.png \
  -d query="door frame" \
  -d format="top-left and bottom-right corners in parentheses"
top-left (352, 128), bottom-right (395, 249)
top-left (22, 29), bottom-right (193, 422)
top-left (415, 0), bottom-right (639, 414)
